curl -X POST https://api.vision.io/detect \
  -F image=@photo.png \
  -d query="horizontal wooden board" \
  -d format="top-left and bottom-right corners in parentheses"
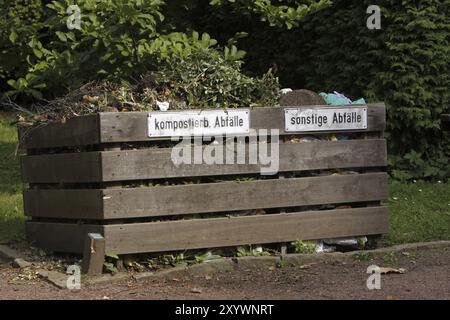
top-left (21, 152), bottom-right (102, 183)
top-left (21, 139), bottom-right (387, 183)
top-left (100, 103), bottom-right (385, 143)
top-left (24, 173), bottom-right (388, 219)
top-left (104, 206), bottom-right (389, 254)
top-left (18, 114), bottom-right (100, 149)
top-left (26, 222), bottom-right (102, 254)
top-left (19, 104), bottom-right (385, 149)
top-left (25, 207), bottom-right (388, 254)
top-left (23, 189), bottom-right (104, 219)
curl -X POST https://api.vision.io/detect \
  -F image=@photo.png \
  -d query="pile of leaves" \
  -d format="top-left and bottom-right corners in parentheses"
top-left (13, 50), bottom-right (280, 125)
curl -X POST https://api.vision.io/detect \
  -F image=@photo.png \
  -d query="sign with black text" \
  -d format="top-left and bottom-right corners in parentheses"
top-left (148, 109), bottom-right (250, 137)
top-left (284, 106), bottom-right (368, 132)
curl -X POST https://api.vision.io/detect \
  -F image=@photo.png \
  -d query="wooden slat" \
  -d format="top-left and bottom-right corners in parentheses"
top-left (24, 207), bottom-right (388, 254)
top-left (23, 189), bottom-right (104, 219)
top-left (18, 104), bottom-right (385, 149)
top-left (23, 173), bottom-right (388, 219)
top-left (101, 139), bottom-right (388, 181)
top-left (21, 152), bottom-right (102, 183)
top-left (21, 139), bottom-right (387, 183)
top-left (99, 103), bottom-right (386, 143)
top-left (18, 114), bottom-right (100, 149)
top-left (104, 207), bottom-right (389, 254)
top-left (26, 222), bottom-right (103, 254)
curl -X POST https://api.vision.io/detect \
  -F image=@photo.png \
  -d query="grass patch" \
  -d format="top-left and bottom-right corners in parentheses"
top-left (384, 180), bottom-right (450, 246)
top-left (0, 115), bottom-right (25, 244)
top-left (0, 115), bottom-right (448, 247)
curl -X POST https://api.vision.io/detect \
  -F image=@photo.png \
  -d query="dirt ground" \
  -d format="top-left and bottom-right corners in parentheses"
top-left (0, 246), bottom-right (448, 300)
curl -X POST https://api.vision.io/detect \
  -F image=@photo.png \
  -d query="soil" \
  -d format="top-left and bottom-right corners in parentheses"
top-left (0, 246), bottom-right (448, 300)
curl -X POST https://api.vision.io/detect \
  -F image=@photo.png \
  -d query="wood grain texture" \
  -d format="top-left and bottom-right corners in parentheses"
top-left (18, 114), bottom-right (100, 149)
top-left (21, 139), bottom-right (387, 183)
top-left (82, 233), bottom-right (105, 275)
top-left (99, 103), bottom-right (386, 143)
top-left (104, 207), bottom-right (389, 254)
top-left (18, 104), bottom-right (385, 149)
top-left (21, 151), bottom-right (102, 183)
top-left (101, 139), bottom-right (388, 181)
top-left (23, 189), bottom-right (104, 219)
top-left (23, 173), bottom-right (388, 219)
top-left (25, 207), bottom-right (388, 254)
top-left (26, 222), bottom-right (103, 254)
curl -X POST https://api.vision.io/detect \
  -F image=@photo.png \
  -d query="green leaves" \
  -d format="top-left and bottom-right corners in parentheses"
top-left (209, 0), bottom-right (332, 29)
top-left (292, 240), bottom-right (317, 254)
top-left (55, 31), bottom-right (67, 42)
top-left (241, 0), bottom-right (449, 180)
top-left (5, 74), bottom-right (45, 100)
top-left (224, 45), bottom-right (246, 61)
top-left (152, 50), bottom-right (279, 109)
top-left (9, 31), bottom-right (18, 43)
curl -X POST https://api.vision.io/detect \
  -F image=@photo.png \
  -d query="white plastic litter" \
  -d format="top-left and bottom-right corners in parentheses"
top-left (314, 241), bottom-right (336, 253)
top-left (156, 101), bottom-right (170, 111)
top-left (281, 88), bottom-right (293, 95)
top-left (324, 237), bottom-right (367, 247)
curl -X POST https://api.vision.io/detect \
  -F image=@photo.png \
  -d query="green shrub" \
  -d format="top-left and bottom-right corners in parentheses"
top-left (2, 0), bottom-right (447, 179)
top-left (0, 0), bottom-right (46, 99)
top-left (152, 50), bottom-right (279, 109)
top-left (205, 0), bottom-right (449, 180)
top-left (292, 240), bottom-right (317, 254)
top-left (0, 0), bottom-right (323, 102)
top-left (303, 0), bottom-right (450, 180)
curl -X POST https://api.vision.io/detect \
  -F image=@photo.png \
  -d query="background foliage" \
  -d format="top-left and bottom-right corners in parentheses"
top-left (0, 0), bottom-right (448, 179)
top-left (178, 0), bottom-right (450, 180)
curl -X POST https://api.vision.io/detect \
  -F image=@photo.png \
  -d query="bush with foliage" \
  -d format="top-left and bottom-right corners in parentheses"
top-left (292, 240), bottom-right (317, 254)
top-left (1, 0), bottom-right (448, 180)
top-left (0, 0), bottom-right (325, 103)
top-left (183, 0), bottom-right (449, 180)
top-left (0, 0), bottom-right (46, 99)
top-left (298, 0), bottom-right (450, 180)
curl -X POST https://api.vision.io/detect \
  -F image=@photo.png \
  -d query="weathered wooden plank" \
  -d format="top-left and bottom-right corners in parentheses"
top-left (26, 222), bottom-right (103, 254)
top-left (82, 233), bottom-right (105, 275)
top-left (18, 114), bottom-right (100, 150)
top-left (24, 173), bottom-right (388, 219)
top-left (99, 103), bottom-right (386, 143)
top-left (99, 172), bottom-right (390, 219)
top-left (21, 152), bottom-right (102, 183)
top-left (25, 207), bottom-right (388, 254)
top-left (104, 207), bottom-right (389, 254)
top-left (101, 139), bottom-right (387, 181)
top-left (21, 139), bottom-right (386, 183)
top-left (18, 104), bottom-right (385, 149)
top-left (23, 189), bottom-right (104, 219)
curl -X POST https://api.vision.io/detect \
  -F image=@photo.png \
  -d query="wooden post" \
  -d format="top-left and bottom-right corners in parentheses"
top-left (279, 175), bottom-right (288, 255)
top-left (82, 233), bottom-right (105, 275)
top-left (363, 123), bottom-right (385, 248)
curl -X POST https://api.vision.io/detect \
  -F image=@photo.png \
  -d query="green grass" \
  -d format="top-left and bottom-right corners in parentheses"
top-left (0, 115), bottom-right (448, 247)
top-left (384, 180), bottom-right (450, 246)
top-left (0, 115), bottom-right (25, 244)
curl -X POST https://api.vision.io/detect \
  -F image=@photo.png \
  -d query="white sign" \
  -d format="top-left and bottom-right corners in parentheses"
top-left (148, 109), bottom-right (250, 137)
top-left (284, 106), bottom-right (368, 132)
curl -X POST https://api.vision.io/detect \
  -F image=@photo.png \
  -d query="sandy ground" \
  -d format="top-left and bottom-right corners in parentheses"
top-left (0, 246), bottom-right (448, 300)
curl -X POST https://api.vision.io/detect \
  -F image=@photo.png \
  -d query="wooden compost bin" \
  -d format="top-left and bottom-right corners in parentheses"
top-left (19, 103), bottom-right (389, 272)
